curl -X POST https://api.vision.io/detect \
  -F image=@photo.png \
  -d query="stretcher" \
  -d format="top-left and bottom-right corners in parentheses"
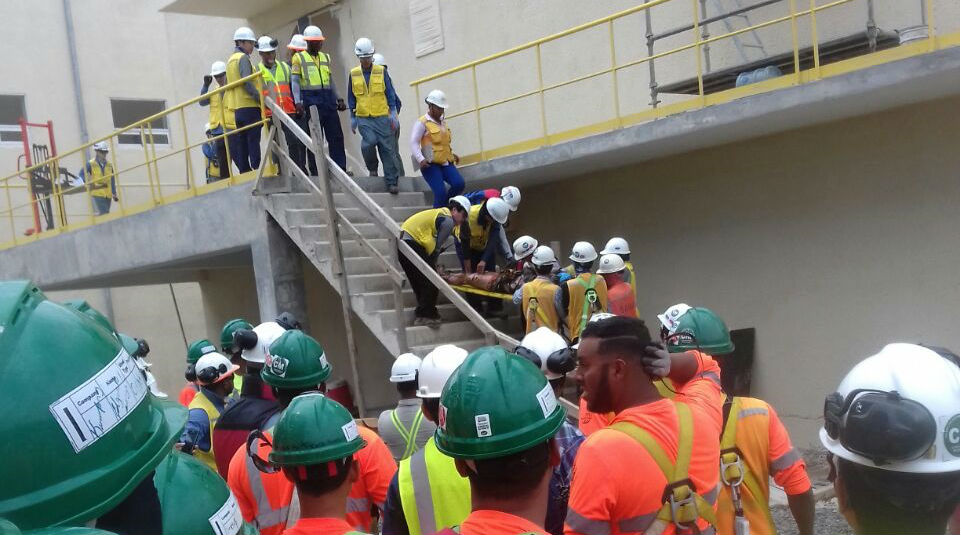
top-left (448, 284), bottom-right (514, 301)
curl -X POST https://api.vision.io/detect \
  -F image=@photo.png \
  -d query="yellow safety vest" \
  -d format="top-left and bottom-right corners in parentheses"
top-left (259, 61), bottom-right (295, 114)
top-left (350, 64), bottom-right (389, 117)
top-left (207, 90), bottom-right (237, 131)
top-left (419, 115), bottom-right (452, 165)
top-left (294, 50), bottom-right (332, 90)
top-left (717, 396), bottom-right (777, 535)
top-left (401, 207), bottom-right (452, 256)
top-left (522, 277), bottom-right (560, 334)
top-left (624, 260), bottom-right (640, 318)
top-left (390, 409), bottom-right (425, 461)
top-left (85, 159), bottom-right (115, 199)
top-left (398, 437), bottom-right (470, 535)
top-left (187, 390), bottom-right (223, 472)
top-left (466, 204), bottom-right (491, 251)
top-left (565, 273), bottom-right (608, 341)
top-left (227, 51), bottom-right (261, 109)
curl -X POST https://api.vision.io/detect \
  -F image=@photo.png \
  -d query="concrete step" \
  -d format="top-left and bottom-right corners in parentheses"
top-left (377, 304), bottom-right (465, 329)
top-left (312, 239), bottom-right (460, 263)
top-left (356, 289), bottom-right (418, 311)
top-left (298, 223), bottom-right (390, 243)
top-left (404, 320), bottom-right (482, 347)
top-left (331, 191), bottom-right (430, 208)
top-left (285, 205), bottom-right (428, 227)
top-left (348, 175), bottom-right (433, 193)
top-left (347, 273), bottom-right (396, 293)
top-left (273, 192), bottom-right (322, 210)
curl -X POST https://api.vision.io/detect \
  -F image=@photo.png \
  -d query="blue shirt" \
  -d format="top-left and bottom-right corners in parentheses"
top-left (547, 419), bottom-right (585, 535)
top-left (179, 388), bottom-right (227, 453)
top-left (348, 65), bottom-right (400, 118)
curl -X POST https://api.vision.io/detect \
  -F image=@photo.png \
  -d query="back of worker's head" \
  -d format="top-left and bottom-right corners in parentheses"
top-left (391, 353), bottom-right (421, 397)
top-left (435, 347), bottom-right (564, 501)
top-left (261, 330), bottom-right (331, 408)
top-left (580, 315), bottom-right (653, 361)
top-left (821, 343), bottom-right (960, 535)
top-left (417, 344), bottom-right (468, 423)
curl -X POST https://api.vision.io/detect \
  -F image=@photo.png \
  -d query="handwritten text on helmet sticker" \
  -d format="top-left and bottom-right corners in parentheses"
top-left (475, 414), bottom-right (492, 437)
top-left (342, 420), bottom-right (360, 442)
top-left (536, 383), bottom-right (558, 419)
top-left (49, 348), bottom-right (148, 453)
top-left (209, 492), bottom-right (244, 535)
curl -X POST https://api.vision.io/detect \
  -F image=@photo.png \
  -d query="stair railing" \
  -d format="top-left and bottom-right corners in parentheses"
top-left (262, 97), bottom-right (518, 415)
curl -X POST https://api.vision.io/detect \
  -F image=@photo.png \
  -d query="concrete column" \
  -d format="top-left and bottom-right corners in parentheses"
top-left (199, 267), bottom-right (261, 343)
top-left (251, 214), bottom-right (311, 331)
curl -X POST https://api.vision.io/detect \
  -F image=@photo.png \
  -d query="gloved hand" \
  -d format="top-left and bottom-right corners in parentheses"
top-left (350, 117), bottom-right (358, 134)
top-left (556, 272), bottom-right (572, 284)
top-left (203, 75), bottom-right (212, 86)
top-left (642, 342), bottom-right (671, 378)
top-left (389, 111), bottom-right (399, 132)
top-left (336, 98), bottom-right (347, 111)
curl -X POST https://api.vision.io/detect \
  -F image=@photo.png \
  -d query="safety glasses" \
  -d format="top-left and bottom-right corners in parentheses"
top-left (247, 430), bottom-right (279, 474)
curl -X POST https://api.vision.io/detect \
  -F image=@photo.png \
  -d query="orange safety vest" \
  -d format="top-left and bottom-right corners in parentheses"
top-left (419, 115), bottom-right (452, 165)
top-left (605, 277), bottom-right (639, 319)
top-left (521, 277), bottom-right (561, 334)
top-left (564, 273), bottom-right (608, 341)
top-left (260, 61), bottom-right (295, 115)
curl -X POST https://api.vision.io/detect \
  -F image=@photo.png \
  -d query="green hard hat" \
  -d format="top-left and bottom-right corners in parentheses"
top-left (0, 280), bottom-right (187, 530)
top-left (187, 338), bottom-right (218, 364)
top-left (220, 318), bottom-right (253, 352)
top-left (269, 392), bottom-right (366, 466)
top-left (117, 333), bottom-right (140, 357)
top-left (435, 346), bottom-right (565, 460)
top-left (23, 528), bottom-right (120, 535)
top-left (666, 307), bottom-right (735, 356)
top-left (61, 299), bottom-right (116, 336)
top-left (261, 330), bottom-right (331, 389)
top-left (154, 451), bottom-right (253, 535)
top-left (0, 518), bottom-right (19, 535)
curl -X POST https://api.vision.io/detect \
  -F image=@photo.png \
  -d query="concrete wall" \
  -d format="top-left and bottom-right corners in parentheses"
top-left (199, 267), bottom-right (262, 349)
top-left (510, 96), bottom-right (959, 446)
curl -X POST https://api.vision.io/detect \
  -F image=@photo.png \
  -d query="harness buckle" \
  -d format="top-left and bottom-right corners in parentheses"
top-left (665, 479), bottom-right (699, 529)
top-left (720, 448), bottom-right (745, 487)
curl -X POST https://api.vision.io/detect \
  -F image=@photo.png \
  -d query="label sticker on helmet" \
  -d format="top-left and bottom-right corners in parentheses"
top-left (209, 492), bottom-right (243, 535)
top-left (342, 420), bottom-right (359, 442)
top-left (267, 355), bottom-right (289, 378)
top-left (535, 383), bottom-right (557, 419)
top-left (49, 348), bottom-right (148, 453)
top-left (319, 352), bottom-right (329, 369)
top-left (944, 414), bottom-right (960, 457)
top-left (438, 403), bottom-right (448, 430)
top-left (475, 414), bottom-right (492, 437)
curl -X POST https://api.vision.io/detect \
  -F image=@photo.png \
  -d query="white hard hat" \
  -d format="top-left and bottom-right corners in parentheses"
top-left (820, 343), bottom-right (960, 473)
top-left (240, 321), bottom-right (288, 364)
top-left (572, 313), bottom-right (617, 349)
top-left (92, 141), bottom-right (109, 152)
top-left (569, 241), bottom-right (597, 263)
top-left (449, 195), bottom-right (471, 214)
top-left (210, 60), bottom-right (227, 76)
top-left (390, 353), bottom-right (422, 383)
top-left (425, 89), bottom-right (448, 109)
top-left (597, 253), bottom-right (626, 274)
top-left (531, 245), bottom-right (557, 267)
top-left (233, 27), bottom-right (256, 42)
top-left (257, 36), bottom-right (277, 52)
top-left (416, 344), bottom-right (468, 398)
top-left (657, 303), bottom-right (692, 333)
top-left (500, 186), bottom-right (521, 211)
top-left (354, 37), bottom-right (375, 57)
top-left (485, 197), bottom-right (510, 225)
top-left (287, 34), bottom-right (307, 50)
top-left (372, 53), bottom-right (386, 66)
top-left (518, 327), bottom-right (573, 381)
top-left (303, 25), bottom-right (325, 41)
top-left (512, 236), bottom-right (538, 260)
top-left (195, 352), bottom-right (240, 385)
top-left (204, 123), bottom-right (212, 133)
top-left (601, 237), bottom-right (630, 255)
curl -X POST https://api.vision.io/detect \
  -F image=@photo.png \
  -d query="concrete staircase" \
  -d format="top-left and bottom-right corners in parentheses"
top-left (260, 176), bottom-right (523, 360)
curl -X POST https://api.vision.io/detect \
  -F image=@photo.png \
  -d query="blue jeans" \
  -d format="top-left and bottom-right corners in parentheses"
top-left (229, 107), bottom-right (262, 173)
top-left (421, 163), bottom-right (465, 207)
top-left (91, 196), bottom-right (111, 215)
top-left (357, 116), bottom-right (399, 187)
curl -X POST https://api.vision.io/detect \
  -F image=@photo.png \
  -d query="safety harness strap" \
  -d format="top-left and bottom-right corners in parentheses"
top-left (575, 275), bottom-right (599, 334)
top-left (720, 396), bottom-right (775, 530)
top-left (404, 410), bottom-right (425, 459)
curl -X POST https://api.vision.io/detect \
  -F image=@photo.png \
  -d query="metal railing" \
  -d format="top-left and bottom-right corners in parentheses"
top-left (410, 0), bottom-right (955, 165)
top-left (263, 96), bottom-right (519, 417)
top-left (0, 71), bottom-right (270, 250)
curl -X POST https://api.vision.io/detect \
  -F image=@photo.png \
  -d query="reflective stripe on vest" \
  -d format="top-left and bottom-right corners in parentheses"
top-left (718, 396), bottom-right (777, 535)
top-left (227, 51), bottom-right (260, 109)
top-left (625, 261), bottom-right (640, 317)
top-left (398, 437), bottom-right (470, 535)
top-left (244, 450), bottom-right (291, 531)
top-left (187, 391), bottom-right (222, 472)
top-left (566, 274), bottom-right (606, 340)
top-left (391, 408), bottom-right (425, 461)
top-left (297, 51), bottom-right (332, 90)
top-left (419, 115), bottom-right (452, 165)
top-left (522, 278), bottom-right (560, 333)
top-left (609, 402), bottom-right (718, 533)
top-left (260, 61), bottom-right (295, 114)
top-left (401, 207), bottom-right (451, 256)
top-left (85, 159), bottom-right (115, 198)
top-left (466, 204), bottom-right (491, 251)
top-left (207, 90), bottom-right (237, 131)
top-left (350, 64), bottom-right (389, 117)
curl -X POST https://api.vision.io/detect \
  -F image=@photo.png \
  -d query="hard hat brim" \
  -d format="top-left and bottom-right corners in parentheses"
top-left (304, 36), bottom-right (326, 41)
top-left (389, 372), bottom-right (417, 383)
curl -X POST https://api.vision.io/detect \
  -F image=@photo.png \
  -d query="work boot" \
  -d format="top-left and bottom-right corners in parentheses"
top-left (388, 184), bottom-right (399, 195)
top-left (369, 170), bottom-right (379, 177)
top-left (413, 317), bottom-right (428, 327)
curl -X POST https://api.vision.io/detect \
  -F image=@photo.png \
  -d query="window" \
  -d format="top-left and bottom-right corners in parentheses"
top-left (0, 94), bottom-right (26, 143)
top-left (110, 99), bottom-right (169, 145)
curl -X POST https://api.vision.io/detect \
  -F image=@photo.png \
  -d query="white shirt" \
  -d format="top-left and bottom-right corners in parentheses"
top-left (409, 113), bottom-right (448, 166)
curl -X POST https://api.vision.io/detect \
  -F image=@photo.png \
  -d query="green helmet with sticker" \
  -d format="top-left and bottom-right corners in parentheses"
top-left (664, 307), bottom-right (734, 356)
top-left (220, 318), bottom-right (253, 353)
top-left (23, 528), bottom-right (121, 535)
top-left (154, 451), bottom-right (254, 535)
top-left (187, 338), bottom-right (218, 364)
top-left (117, 333), bottom-right (140, 357)
top-left (61, 299), bottom-right (116, 336)
top-left (261, 330), bottom-right (331, 389)
top-left (0, 280), bottom-right (186, 530)
top-left (0, 518), bottom-right (19, 535)
top-left (269, 392), bottom-right (366, 466)
top-left (435, 346), bottom-right (565, 460)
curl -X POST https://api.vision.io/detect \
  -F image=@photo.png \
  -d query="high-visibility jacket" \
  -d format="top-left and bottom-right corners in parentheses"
top-left (207, 90), bottom-right (237, 131)
top-left (521, 277), bottom-right (561, 333)
top-left (212, 393), bottom-right (280, 479)
top-left (401, 207), bottom-right (451, 256)
top-left (178, 382), bottom-right (199, 407)
top-left (577, 397), bottom-right (614, 437)
top-left (716, 397), bottom-right (810, 535)
top-left (458, 509), bottom-right (550, 535)
top-left (293, 51), bottom-right (332, 90)
top-left (418, 115), bottom-right (452, 165)
top-left (260, 61), bottom-right (295, 115)
top-left (397, 436), bottom-right (471, 535)
top-left (465, 204), bottom-right (491, 252)
top-left (187, 389), bottom-right (223, 472)
top-left (391, 409), bottom-right (426, 461)
top-left (283, 517), bottom-right (370, 535)
top-left (228, 425), bottom-right (396, 535)
top-left (564, 274), bottom-right (608, 341)
top-left (350, 64), bottom-right (389, 117)
top-left (227, 51), bottom-right (261, 109)
top-left (85, 159), bottom-right (115, 199)
top-left (605, 277), bottom-right (638, 319)
top-left (624, 260), bottom-right (639, 317)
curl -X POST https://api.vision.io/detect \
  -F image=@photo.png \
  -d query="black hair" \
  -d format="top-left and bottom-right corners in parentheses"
top-left (396, 379), bottom-right (418, 395)
top-left (574, 260), bottom-right (594, 272)
top-left (580, 316), bottom-right (653, 358)
top-left (619, 253), bottom-right (631, 262)
top-left (535, 264), bottom-right (554, 276)
top-left (421, 398), bottom-right (440, 422)
top-left (837, 457), bottom-right (959, 535)
top-left (273, 385), bottom-right (320, 409)
top-left (467, 441), bottom-right (550, 498)
top-left (184, 363), bottom-right (197, 383)
top-left (284, 456), bottom-right (353, 497)
top-left (448, 199), bottom-right (467, 215)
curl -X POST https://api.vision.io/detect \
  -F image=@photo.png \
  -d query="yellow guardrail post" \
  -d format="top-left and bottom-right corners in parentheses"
top-left (808, 0), bottom-right (820, 80)
top-left (140, 125), bottom-right (159, 206)
top-left (608, 19), bottom-right (621, 126)
top-left (471, 65), bottom-right (483, 159)
top-left (692, 0), bottom-right (705, 102)
top-left (535, 43), bottom-right (548, 145)
top-left (789, 0), bottom-right (801, 82)
top-left (147, 125), bottom-right (161, 200)
top-left (926, 0), bottom-right (935, 51)
top-left (108, 136), bottom-right (126, 216)
top-left (219, 95), bottom-right (234, 182)
top-left (3, 177), bottom-right (14, 245)
top-left (180, 108), bottom-right (195, 192)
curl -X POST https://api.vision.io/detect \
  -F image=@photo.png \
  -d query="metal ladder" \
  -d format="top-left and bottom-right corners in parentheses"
top-left (704, 0), bottom-right (771, 69)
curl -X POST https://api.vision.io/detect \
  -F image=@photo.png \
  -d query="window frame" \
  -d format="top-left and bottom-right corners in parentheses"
top-left (0, 94), bottom-right (27, 146)
top-left (109, 98), bottom-right (170, 148)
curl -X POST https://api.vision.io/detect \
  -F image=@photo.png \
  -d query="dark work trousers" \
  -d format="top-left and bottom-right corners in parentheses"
top-left (296, 105), bottom-right (347, 175)
top-left (398, 239), bottom-right (440, 319)
top-left (230, 107), bottom-right (262, 173)
top-left (214, 138), bottom-right (230, 179)
top-left (465, 248), bottom-right (503, 313)
top-left (281, 122), bottom-right (306, 174)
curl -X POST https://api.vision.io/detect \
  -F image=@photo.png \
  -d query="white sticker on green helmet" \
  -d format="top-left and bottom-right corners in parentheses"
top-left (49, 348), bottom-right (148, 453)
top-left (209, 492), bottom-right (243, 535)
top-left (475, 414), bottom-right (492, 437)
top-left (535, 383), bottom-right (557, 419)
top-left (319, 352), bottom-right (329, 369)
top-left (342, 420), bottom-right (359, 442)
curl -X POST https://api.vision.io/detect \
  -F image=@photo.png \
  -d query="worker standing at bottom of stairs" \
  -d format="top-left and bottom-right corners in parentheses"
top-left (349, 37), bottom-right (402, 194)
top-left (597, 254), bottom-right (638, 319)
top-left (178, 338), bottom-right (217, 406)
top-left (378, 352), bottom-right (437, 462)
top-left (516, 245), bottom-right (563, 335)
top-left (398, 196), bottom-right (471, 327)
top-left (179, 352), bottom-right (239, 472)
top-left (381, 345), bottom-right (471, 535)
top-left (556, 242), bottom-right (608, 344)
